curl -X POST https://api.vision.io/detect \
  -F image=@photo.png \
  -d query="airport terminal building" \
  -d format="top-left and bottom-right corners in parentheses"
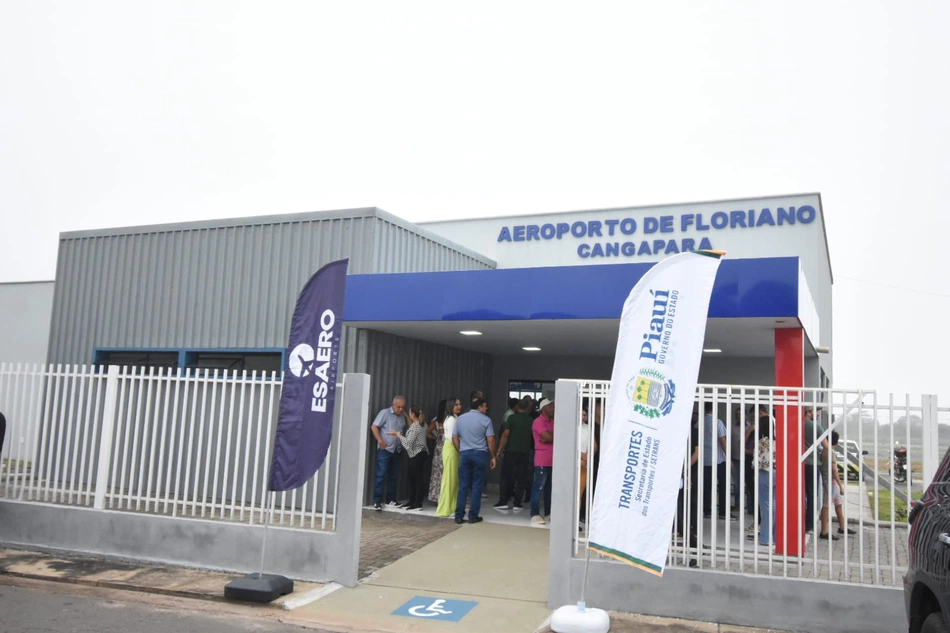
top-left (42, 192), bottom-right (832, 409)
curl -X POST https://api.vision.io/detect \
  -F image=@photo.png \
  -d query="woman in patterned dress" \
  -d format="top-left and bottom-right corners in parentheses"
top-left (427, 399), bottom-right (448, 503)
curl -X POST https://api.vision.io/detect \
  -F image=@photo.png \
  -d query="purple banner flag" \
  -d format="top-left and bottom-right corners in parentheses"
top-left (268, 259), bottom-right (348, 492)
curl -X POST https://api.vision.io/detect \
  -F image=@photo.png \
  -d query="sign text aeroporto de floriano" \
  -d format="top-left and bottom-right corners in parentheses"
top-left (496, 205), bottom-right (815, 259)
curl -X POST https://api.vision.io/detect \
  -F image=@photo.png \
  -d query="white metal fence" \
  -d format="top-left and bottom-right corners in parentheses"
top-left (0, 363), bottom-right (341, 531)
top-left (572, 381), bottom-right (947, 587)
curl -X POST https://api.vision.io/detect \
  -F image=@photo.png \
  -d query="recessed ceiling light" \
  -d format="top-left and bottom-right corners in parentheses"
top-left (523, 346), bottom-right (541, 352)
top-left (703, 348), bottom-right (722, 353)
top-left (460, 331), bottom-right (482, 336)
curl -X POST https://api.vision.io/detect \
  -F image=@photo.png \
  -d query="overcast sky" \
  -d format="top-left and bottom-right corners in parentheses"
top-left (2, 2), bottom-right (948, 400)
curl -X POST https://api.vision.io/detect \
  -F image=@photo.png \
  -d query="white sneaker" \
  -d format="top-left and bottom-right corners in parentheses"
top-left (386, 501), bottom-right (404, 509)
top-left (531, 515), bottom-right (546, 526)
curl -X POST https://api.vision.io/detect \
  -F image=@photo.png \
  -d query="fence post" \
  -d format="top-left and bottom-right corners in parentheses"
top-left (922, 394), bottom-right (939, 487)
top-left (549, 379), bottom-right (581, 608)
top-left (332, 372), bottom-right (370, 587)
top-left (93, 366), bottom-right (121, 510)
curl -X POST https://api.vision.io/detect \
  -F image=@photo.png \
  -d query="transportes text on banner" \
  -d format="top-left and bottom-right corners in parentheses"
top-left (588, 250), bottom-right (723, 575)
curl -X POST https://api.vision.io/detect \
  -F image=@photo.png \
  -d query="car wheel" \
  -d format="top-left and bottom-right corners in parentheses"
top-left (922, 612), bottom-right (949, 633)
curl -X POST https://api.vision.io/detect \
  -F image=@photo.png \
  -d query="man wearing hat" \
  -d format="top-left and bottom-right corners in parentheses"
top-left (529, 397), bottom-right (555, 526)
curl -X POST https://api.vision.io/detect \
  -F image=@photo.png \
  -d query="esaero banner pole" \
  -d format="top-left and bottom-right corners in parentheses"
top-left (587, 250), bottom-right (722, 577)
top-left (226, 258), bottom-right (349, 603)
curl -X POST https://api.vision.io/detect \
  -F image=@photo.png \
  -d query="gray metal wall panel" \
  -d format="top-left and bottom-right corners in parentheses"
top-left (339, 327), bottom-right (368, 388)
top-left (48, 216), bottom-right (379, 364)
top-left (48, 210), bottom-right (494, 364)
top-left (356, 329), bottom-right (493, 503)
top-left (360, 330), bottom-right (492, 418)
top-left (371, 217), bottom-right (495, 274)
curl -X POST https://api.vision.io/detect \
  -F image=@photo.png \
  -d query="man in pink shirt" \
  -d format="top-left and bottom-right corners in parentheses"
top-left (530, 398), bottom-right (555, 526)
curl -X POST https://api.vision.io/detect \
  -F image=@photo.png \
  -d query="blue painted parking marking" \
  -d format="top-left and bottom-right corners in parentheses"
top-left (392, 596), bottom-right (478, 622)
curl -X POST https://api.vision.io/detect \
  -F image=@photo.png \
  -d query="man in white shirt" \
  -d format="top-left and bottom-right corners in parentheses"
top-left (703, 401), bottom-right (734, 520)
top-left (577, 408), bottom-right (597, 527)
top-left (503, 398), bottom-right (518, 423)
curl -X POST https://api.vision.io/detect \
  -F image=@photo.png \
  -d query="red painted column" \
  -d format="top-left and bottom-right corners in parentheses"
top-left (775, 328), bottom-right (804, 556)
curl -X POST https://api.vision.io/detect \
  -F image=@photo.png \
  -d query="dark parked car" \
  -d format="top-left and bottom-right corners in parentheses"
top-left (905, 446), bottom-right (950, 633)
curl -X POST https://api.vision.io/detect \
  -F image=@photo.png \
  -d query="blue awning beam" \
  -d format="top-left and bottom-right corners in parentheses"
top-left (342, 258), bottom-right (813, 358)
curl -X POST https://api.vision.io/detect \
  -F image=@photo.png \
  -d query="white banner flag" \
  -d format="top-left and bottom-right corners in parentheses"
top-left (588, 250), bottom-right (723, 576)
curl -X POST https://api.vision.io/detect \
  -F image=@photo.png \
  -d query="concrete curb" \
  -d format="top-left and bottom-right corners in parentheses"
top-left (0, 568), bottom-right (240, 604)
top-left (0, 547), bottom-right (321, 610)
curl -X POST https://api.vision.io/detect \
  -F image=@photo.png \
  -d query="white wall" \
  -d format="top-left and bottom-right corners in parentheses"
top-left (0, 281), bottom-right (54, 363)
top-left (421, 194), bottom-right (830, 282)
top-left (805, 357), bottom-right (818, 389)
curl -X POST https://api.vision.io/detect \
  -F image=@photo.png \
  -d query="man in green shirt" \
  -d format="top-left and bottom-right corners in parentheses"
top-left (493, 397), bottom-right (534, 511)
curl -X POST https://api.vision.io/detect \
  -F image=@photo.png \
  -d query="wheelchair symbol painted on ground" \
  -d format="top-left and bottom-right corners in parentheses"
top-left (392, 595), bottom-right (478, 622)
top-left (408, 599), bottom-right (453, 617)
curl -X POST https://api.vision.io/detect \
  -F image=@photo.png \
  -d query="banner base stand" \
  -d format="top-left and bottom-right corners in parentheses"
top-left (551, 603), bottom-right (610, 633)
top-left (224, 573), bottom-right (294, 603)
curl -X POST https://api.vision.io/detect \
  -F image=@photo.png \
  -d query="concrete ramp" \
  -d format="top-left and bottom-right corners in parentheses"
top-left (293, 522), bottom-right (552, 632)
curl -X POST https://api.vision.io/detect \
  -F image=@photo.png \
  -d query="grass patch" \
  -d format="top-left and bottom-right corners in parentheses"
top-left (0, 458), bottom-right (33, 475)
top-left (872, 460), bottom-right (919, 479)
top-left (868, 489), bottom-right (923, 522)
top-left (1, 458), bottom-right (31, 469)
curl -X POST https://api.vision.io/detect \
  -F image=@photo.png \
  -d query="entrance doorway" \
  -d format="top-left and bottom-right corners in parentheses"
top-left (508, 380), bottom-right (554, 403)
top-left (508, 380), bottom-right (554, 417)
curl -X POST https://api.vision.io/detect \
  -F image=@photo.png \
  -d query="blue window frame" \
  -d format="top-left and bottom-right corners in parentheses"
top-left (93, 347), bottom-right (286, 376)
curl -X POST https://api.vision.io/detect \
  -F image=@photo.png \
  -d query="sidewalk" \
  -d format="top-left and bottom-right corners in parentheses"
top-left (0, 527), bottom-right (790, 633)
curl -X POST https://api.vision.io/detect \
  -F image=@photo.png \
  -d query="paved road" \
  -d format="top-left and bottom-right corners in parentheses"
top-left (0, 583), bottom-right (334, 633)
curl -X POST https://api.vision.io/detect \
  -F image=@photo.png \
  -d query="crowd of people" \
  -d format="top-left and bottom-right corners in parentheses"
top-left (371, 391), bottom-right (847, 548)
top-left (679, 403), bottom-right (856, 558)
top-left (369, 391), bottom-right (572, 526)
